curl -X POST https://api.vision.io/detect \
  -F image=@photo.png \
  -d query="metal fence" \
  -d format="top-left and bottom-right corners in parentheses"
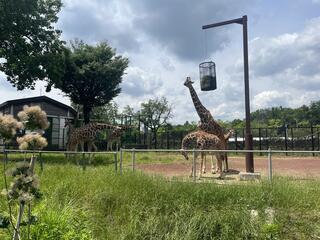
top-left (3, 125), bottom-right (318, 152)
top-left (118, 148), bottom-right (320, 182)
top-left (2, 148), bottom-right (320, 183)
top-left (121, 126), bottom-right (320, 152)
top-left (1, 149), bottom-right (118, 172)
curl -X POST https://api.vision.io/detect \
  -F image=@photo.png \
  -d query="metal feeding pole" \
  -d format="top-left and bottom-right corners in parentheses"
top-left (202, 15), bottom-right (254, 172)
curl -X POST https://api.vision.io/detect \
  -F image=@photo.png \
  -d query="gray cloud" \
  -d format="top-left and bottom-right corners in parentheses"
top-left (121, 66), bottom-right (163, 97)
top-left (249, 17), bottom-right (320, 89)
top-left (58, 0), bottom-right (141, 52)
top-left (58, 0), bottom-right (253, 60)
top-left (130, 0), bottom-right (252, 61)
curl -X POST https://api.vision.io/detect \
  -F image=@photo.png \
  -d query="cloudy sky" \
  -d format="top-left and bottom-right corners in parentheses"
top-left (1, 0), bottom-right (320, 123)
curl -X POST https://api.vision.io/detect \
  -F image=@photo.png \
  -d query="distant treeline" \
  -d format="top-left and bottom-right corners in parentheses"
top-left (169, 100), bottom-right (320, 131)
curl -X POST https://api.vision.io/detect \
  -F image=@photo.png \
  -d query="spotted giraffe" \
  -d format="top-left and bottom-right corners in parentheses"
top-left (184, 77), bottom-right (230, 170)
top-left (106, 125), bottom-right (131, 151)
top-left (181, 130), bottom-right (225, 178)
top-left (66, 121), bottom-right (122, 153)
top-left (201, 129), bottom-right (234, 174)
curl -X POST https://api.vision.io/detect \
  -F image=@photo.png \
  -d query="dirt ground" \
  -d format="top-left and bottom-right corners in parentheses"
top-left (136, 156), bottom-right (320, 179)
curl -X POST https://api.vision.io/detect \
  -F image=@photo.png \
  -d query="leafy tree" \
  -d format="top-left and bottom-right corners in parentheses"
top-left (267, 119), bottom-right (282, 128)
top-left (55, 40), bottom-right (129, 124)
top-left (122, 105), bottom-right (135, 116)
top-left (231, 119), bottom-right (245, 129)
top-left (0, 0), bottom-right (64, 90)
top-left (72, 101), bottom-right (119, 124)
top-left (309, 101), bottom-right (320, 125)
top-left (91, 102), bottom-right (119, 123)
top-left (139, 97), bottom-right (172, 148)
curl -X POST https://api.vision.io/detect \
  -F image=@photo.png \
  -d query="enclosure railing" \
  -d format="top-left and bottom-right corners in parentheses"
top-left (2, 148), bottom-right (320, 182)
top-left (119, 148), bottom-right (320, 182)
top-left (1, 149), bottom-right (118, 172)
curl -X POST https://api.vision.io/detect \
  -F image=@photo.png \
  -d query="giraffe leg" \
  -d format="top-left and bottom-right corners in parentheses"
top-left (107, 141), bottom-right (112, 151)
top-left (224, 152), bottom-right (229, 172)
top-left (90, 142), bottom-right (98, 164)
top-left (211, 154), bottom-right (216, 174)
top-left (65, 144), bottom-right (70, 159)
top-left (199, 153), bottom-right (204, 178)
top-left (202, 153), bottom-right (206, 174)
top-left (87, 142), bottom-right (93, 165)
top-left (78, 142), bottom-right (85, 166)
top-left (214, 154), bottom-right (221, 173)
top-left (72, 143), bottom-right (79, 165)
top-left (190, 152), bottom-right (198, 178)
top-left (216, 154), bottom-right (224, 179)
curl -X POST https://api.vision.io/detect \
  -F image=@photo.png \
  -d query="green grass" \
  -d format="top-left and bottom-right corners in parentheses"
top-left (0, 155), bottom-right (320, 239)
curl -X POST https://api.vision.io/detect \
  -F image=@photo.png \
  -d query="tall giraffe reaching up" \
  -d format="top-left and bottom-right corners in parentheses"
top-left (184, 77), bottom-right (230, 169)
top-left (184, 77), bottom-right (225, 138)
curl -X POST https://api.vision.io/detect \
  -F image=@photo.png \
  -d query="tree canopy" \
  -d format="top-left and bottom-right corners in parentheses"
top-left (56, 41), bottom-right (129, 123)
top-left (0, 0), bottom-right (64, 90)
top-left (139, 97), bottom-right (172, 147)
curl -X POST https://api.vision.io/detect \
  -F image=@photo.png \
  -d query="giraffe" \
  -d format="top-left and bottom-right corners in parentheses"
top-left (106, 125), bottom-right (131, 151)
top-left (180, 130), bottom-right (225, 178)
top-left (184, 77), bottom-right (230, 170)
top-left (65, 121), bottom-right (122, 155)
top-left (202, 129), bottom-right (234, 174)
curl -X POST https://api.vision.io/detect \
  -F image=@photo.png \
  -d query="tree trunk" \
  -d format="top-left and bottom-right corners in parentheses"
top-left (83, 105), bottom-right (92, 124)
top-left (152, 130), bottom-right (157, 149)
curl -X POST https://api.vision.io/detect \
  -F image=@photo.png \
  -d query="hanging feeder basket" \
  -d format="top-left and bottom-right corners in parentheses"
top-left (199, 61), bottom-right (217, 91)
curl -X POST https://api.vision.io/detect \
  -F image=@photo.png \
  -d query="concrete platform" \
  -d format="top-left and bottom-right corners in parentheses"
top-left (238, 172), bottom-right (261, 181)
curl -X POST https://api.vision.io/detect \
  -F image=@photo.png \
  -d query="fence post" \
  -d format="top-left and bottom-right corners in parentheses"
top-left (284, 126), bottom-right (288, 156)
top-left (242, 128), bottom-right (245, 149)
top-left (120, 148), bottom-right (123, 175)
top-left (266, 128), bottom-right (269, 150)
top-left (132, 148), bottom-right (136, 171)
top-left (39, 151), bottom-right (43, 172)
top-left (268, 148), bottom-right (272, 182)
top-left (258, 128), bottom-right (262, 156)
top-left (192, 149), bottom-right (196, 182)
top-left (317, 130), bottom-right (320, 151)
top-left (4, 149), bottom-right (8, 164)
top-left (235, 131), bottom-right (238, 154)
top-left (114, 152), bottom-right (118, 172)
top-left (291, 127), bottom-right (294, 150)
top-left (82, 152), bottom-right (86, 171)
top-left (311, 125), bottom-right (315, 156)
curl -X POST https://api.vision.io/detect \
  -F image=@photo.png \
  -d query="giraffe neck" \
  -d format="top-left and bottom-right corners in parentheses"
top-left (186, 85), bottom-right (224, 138)
top-left (186, 84), bottom-right (211, 122)
top-left (224, 130), bottom-right (234, 140)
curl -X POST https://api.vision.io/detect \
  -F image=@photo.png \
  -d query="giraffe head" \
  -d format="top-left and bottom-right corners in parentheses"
top-left (64, 119), bottom-right (73, 128)
top-left (184, 77), bottom-right (194, 87)
top-left (225, 129), bottom-right (235, 140)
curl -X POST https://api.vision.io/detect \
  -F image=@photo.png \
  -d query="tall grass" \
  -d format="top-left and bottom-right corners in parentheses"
top-left (0, 157), bottom-right (320, 239)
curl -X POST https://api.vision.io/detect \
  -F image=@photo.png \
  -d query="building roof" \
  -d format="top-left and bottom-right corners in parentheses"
top-left (0, 95), bottom-right (77, 115)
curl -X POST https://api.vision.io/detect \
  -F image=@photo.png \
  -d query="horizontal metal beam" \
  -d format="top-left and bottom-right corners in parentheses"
top-left (202, 16), bottom-right (244, 29)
